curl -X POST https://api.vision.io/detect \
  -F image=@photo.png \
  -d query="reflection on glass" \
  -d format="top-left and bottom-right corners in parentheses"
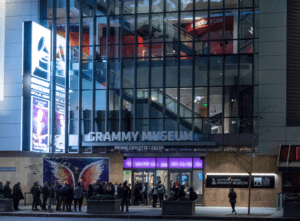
top-left (210, 56), bottom-right (223, 86)
top-left (239, 9), bottom-right (254, 39)
top-left (210, 11), bottom-right (224, 40)
top-left (195, 57), bottom-right (208, 86)
top-left (194, 87), bottom-right (207, 117)
top-left (166, 57), bottom-right (178, 87)
top-left (152, 14), bottom-right (164, 42)
top-left (165, 13), bottom-right (178, 42)
top-left (109, 90), bottom-right (120, 119)
top-left (193, 170), bottom-right (203, 194)
top-left (209, 87), bottom-right (222, 117)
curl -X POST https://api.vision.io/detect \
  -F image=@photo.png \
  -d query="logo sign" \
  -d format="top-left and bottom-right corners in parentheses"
top-left (206, 175), bottom-right (275, 188)
top-left (0, 167), bottom-right (16, 172)
top-left (115, 145), bottom-right (164, 151)
top-left (86, 131), bottom-right (193, 142)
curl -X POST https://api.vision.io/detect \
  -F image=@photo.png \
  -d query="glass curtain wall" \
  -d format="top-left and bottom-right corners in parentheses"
top-left (41, 0), bottom-right (257, 152)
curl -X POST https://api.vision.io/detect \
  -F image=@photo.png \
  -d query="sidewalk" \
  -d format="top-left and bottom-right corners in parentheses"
top-left (0, 205), bottom-right (292, 220)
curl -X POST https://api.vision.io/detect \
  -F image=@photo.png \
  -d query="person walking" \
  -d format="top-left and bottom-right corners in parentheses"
top-left (120, 182), bottom-right (130, 212)
top-left (3, 181), bottom-right (12, 198)
top-left (228, 188), bottom-right (237, 215)
top-left (41, 181), bottom-right (48, 210)
top-left (31, 182), bottom-right (41, 211)
top-left (66, 184), bottom-right (73, 212)
top-left (74, 183), bottom-right (83, 212)
top-left (156, 181), bottom-right (165, 207)
top-left (12, 182), bottom-right (23, 210)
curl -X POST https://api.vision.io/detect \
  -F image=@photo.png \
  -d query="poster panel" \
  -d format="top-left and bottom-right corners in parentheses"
top-left (43, 158), bottom-right (110, 190)
top-left (31, 96), bottom-right (50, 152)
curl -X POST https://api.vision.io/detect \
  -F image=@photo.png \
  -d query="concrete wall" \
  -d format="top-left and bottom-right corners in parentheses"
top-left (0, 0), bottom-right (39, 151)
top-left (0, 152), bottom-right (123, 203)
top-left (203, 153), bottom-right (281, 207)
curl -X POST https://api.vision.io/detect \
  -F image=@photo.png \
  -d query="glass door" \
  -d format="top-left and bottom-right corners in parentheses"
top-left (133, 170), bottom-right (155, 205)
top-left (169, 171), bottom-right (191, 198)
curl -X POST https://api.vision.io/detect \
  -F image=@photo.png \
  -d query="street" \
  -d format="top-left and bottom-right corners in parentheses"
top-left (0, 218), bottom-right (217, 221)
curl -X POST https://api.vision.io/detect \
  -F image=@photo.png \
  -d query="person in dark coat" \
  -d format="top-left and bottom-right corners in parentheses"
top-left (177, 185), bottom-right (186, 199)
top-left (55, 183), bottom-right (62, 211)
top-left (31, 181), bottom-right (41, 210)
top-left (12, 182), bottom-right (23, 210)
top-left (58, 181), bottom-right (68, 211)
top-left (133, 184), bottom-right (140, 205)
top-left (74, 183), bottom-right (84, 212)
top-left (66, 184), bottom-right (73, 212)
top-left (41, 182), bottom-right (48, 210)
top-left (0, 182), bottom-right (3, 195)
top-left (189, 187), bottom-right (198, 201)
top-left (120, 182), bottom-right (130, 212)
top-left (97, 181), bottom-right (104, 195)
top-left (228, 188), bottom-right (237, 215)
top-left (108, 182), bottom-right (115, 196)
top-left (87, 184), bottom-right (94, 199)
top-left (117, 183), bottom-right (122, 199)
top-left (142, 183), bottom-right (148, 205)
top-left (3, 181), bottom-right (12, 198)
top-left (47, 184), bottom-right (55, 212)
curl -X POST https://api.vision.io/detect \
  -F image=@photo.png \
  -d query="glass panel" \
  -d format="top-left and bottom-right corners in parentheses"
top-left (123, 0), bottom-right (134, 14)
top-left (195, 0), bottom-right (208, 10)
top-left (195, 11), bottom-right (209, 40)
top-left (82, 61), bottom-right (93, 89)
top-left (96, 17), bottom-right (108, 46)
top-left (182, 172), bottom-right (191, 192)
top-left (239, 9), bottom-right (254, 39)
top-left (137, 14), bottom-right (149, 40)
top-left (240, 55), bottom-right (253, 85)
top-left (150, 119), bottom-right (163, 130)
top-left (82, 90), bottom-right (92, 119)
top-left (69, 18), bottom-right (80, 47)
top-left (137, 59), bottom-right (149, 88)
top-left (152, 14), bottom-right (164, 43)
top-left (152, 0), bottom-right (163, 12)
top-left (151, 59), bottom-right (163, 86)
top-left (210, 56), bottom-right (223, 86)
top-left (225, 0), bottom-right (238, 8)
top-left (123, 170), bottom-right (132, 187)
top-left (97, 0), bottom-right (107, 16)
top-left (240, 86), bottom-right (253, 117)
top-left (224, 118), bottom-right (238, 134)
top-left (165, 13), bottom-right (179, 42)
top-left (209, 87), bottom-right (222, 117)
top-left (109, 0), bottom-right (121, 15)
top-left (210, 118), bottom-right (222, 134)
top-left (210, 11), bottom-right (224, 40)
top-left (239, 118), bottom-right (253, 134)
top-left (56, 0), bottom-right (66, 18)
top-left (123, 15), bottom-right (135, 43)
top-left (180, 57), bottom-right (192, 87)
top-left (166, 57), bottom-right (178, 87)
top-left (180, 42), bottom-right (193, 56)
top-left (152, 43), bottom-right (163, 57)
top-left (180, 88), bottom-right (192, 118)
top-left (181, 0), bottom-right (193, 11)
top-left (165, 88), bottom-right (178, 116)
top-left (194, 87), bottom-right (207, 117)
top-left (240, 0), bottom-right (253, 7)
top-left (138, 0), bottom-right (150, 13)
top-left (180, 12), bottom-right (194, 42)
top-left (151, 89), bottom-right (163, 118)
top-left (210, 0), bottom-right (223, 9)
top-left (193, 170), bottom-right (203, 194)
top-left (109, 90), bottom-right (120, 119)
top-left (137, 89), bottom-right (149, 118)
top-left (165, 118), bottom-right (178, 130)
top-left (122, 59), bottom-right (134, 88)
top-left (224, 86), bottom-right (238, 117)
top-left (166, 0), bottom-right (178, 11)
top-left (95, 60), bottom-right (107, 89)
top-left (240, 39), bottom-right (253, 53)
top-left (195, 57), bottom-right (208, 86)
top-left (82, 1), bottom-right (95, 17)
top-left (225, 10), bottom-right (238, 39)
top-left (109, 59), bottom-right (121, 88)
top-left (169, 172), bottom-right (180, 197)
top-left (109, 16), bottom-right (121, 45)
top-left (225, 55), bottom-right (238, 85)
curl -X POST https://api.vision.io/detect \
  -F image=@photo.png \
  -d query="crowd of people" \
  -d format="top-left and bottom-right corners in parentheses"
top-left (0, 179), bottom-right (200, 213)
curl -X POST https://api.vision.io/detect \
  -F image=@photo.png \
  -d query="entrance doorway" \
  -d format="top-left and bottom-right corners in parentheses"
top-left (169, 171), bottom-right (192, 194)
top-left (132, 170), bottom-right (155, 205)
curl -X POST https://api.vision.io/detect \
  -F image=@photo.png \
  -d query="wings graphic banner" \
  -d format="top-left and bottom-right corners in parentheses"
top-left (43, 158), bottom-right (109, 190)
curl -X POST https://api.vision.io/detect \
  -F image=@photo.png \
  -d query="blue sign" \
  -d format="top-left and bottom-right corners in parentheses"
top-left (0, 167), bottom-right (16, 172)
top-left (199, 172), bottom-right (203, 180)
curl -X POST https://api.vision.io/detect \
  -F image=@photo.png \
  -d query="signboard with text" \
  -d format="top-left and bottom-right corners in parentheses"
top-left (206, 175), bottom-right (275, 188)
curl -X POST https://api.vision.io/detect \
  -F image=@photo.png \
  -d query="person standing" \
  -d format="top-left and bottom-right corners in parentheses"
top-left (12, 182), bottom-right (23, 210)
top-left (114, 182), bottom-right (118, 198)
top-left (188, 187), bottom-right (198, 201)
top-left (156, 181), bottom-right (165, 207)
top-left (31, 182), bottom-right (41, 211)
top-left (133, 184), bottom-right (140, 205)
top-left (228, 188), bottom-right (237, 215)
top-left (152, 185), bottom-right (158, 207)
top-left (117, 183), bottom-right (122, 199)
top-left (120, 182), bottom-right (130, 212)
top-left (0, 182), bottom-right (3, 195)
top-left (3, 181), bottom-right (12, 198)
top-left (128, 183), bottom-right (132, 206)
top-left (74, 183), bottom-right (83, 212)
top-left (47, 183), bottom-right (54, 212)
top-left (87, 184), bottom-right (94, 199)
top-left (66, 184), bottom-right (73, 212)
top-left (59, 181), bottom-right (68, 211)
top-left (41, 182), bottom-right (48, 210)
top-left (142, 183), bottom-right (148, 205)
top-left (55, 183), bottom-right (62, 211)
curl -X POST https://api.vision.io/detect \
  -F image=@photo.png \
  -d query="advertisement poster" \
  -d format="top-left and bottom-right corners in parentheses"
top-left (31, 22), bottom-right (51, 82)
top-left (43, 158), bottom-right (110, 190)
top-left (31, 96), bottom-right (49, 152)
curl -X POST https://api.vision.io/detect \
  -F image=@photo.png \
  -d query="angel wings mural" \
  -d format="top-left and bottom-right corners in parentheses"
top-left (43, 158), bottom-right (109, 190)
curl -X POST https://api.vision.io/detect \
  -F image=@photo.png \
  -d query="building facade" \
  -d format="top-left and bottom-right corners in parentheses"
top-left (0, 0), bottom-right (298, 207)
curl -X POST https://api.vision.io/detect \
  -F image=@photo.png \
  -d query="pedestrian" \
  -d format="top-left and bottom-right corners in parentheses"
top-left (117, 183), bottom-right (122, 199)
top-left (188, 187), bottom-right (198, 201)
top-left (41, 181), bottom-right (48, 210)
top-left (156, 180), bottom-right (165, 207)
top-left (58, 181), bottom-right (68, 211)
top-left (0, 182), bottom-right (3, 195)
top-left (128, 183), bottom-right (132, 205)
top-left (152, 185), bottom-right (158, 207)
top-left (47, 183), bottom-right (54, 212)
top-left (120, 182), bottom-right (130, 212)
top-left (114, 182), bottom-right (118, 198)
top-left (92, 181), bottom-right (98, 195)
top-left (3, 181), bottom-right (12, 198)
top-left (31, 182), bottom-right (41, 211)
top-left (12, 182), bottom-right (23, 210)
top-left (228, 188), bottom-right (237, 215)
top-left (133, 184), bottom-right (140, 205)
top-left (66, 184), bottom-right (73, 212)
top-left (177, 185), bottom-right (186, 199)
top-left (55, 183), bottom-right (62, 211)
top-left (74, 183), bottom-right (83, 212)
top-left (97, 181), bottom-right (104, 195)
top-left (87, 184), bottom-right (94, 199)
top-left (142, 183), bottom-right (147, 205)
